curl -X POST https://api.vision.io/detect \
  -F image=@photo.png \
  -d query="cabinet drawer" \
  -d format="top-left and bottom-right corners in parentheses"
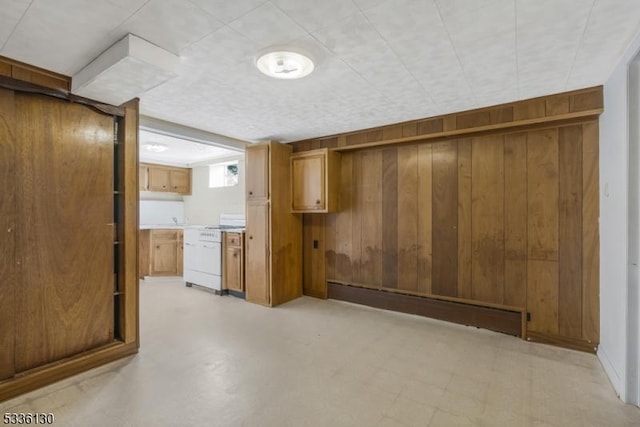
top-left (151, 229), bottom-right (180, 241)
top-left (225, 232), bottom-right (242, 247)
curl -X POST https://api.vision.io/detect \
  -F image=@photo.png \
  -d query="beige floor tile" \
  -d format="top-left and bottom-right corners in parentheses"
top-left (0, 280), bottom-right (638, 427)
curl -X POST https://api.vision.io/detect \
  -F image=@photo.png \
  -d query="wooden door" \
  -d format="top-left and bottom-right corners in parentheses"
top-left (245, 202), bottom-right (270, 305)
top-left (292, 154), bottom-right (325, 211)
top-left (246, 144), bottom-right (269, 201)
top-left (14, 93), bottom-right (114, 373)
top-left (0, 89), bottom-right (16, 380)
top-left (170, 169), bottom-right (190, 194)
top-left (148, 166), bottom-right (170, 191)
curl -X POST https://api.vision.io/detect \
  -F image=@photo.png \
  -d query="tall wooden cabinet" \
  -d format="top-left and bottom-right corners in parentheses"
top-left (245, 141), bottom-right (302, 307)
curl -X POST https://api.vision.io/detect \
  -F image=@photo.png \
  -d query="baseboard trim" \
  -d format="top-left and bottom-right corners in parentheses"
top-left (327, 282), bottom-right (522, 337)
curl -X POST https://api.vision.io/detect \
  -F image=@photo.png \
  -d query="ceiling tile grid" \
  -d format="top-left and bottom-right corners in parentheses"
top-left (1, 0), bottom-right (639, 144)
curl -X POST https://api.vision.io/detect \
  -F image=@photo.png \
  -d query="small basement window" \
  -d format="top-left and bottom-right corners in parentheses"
top-left (209, 160), bottom-right (239, 188)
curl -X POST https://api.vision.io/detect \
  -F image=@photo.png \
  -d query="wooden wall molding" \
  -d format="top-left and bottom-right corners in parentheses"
top-left (291, 86), bottom-right (603, 153)
top-left (0, 55), bottom-right (70, 91)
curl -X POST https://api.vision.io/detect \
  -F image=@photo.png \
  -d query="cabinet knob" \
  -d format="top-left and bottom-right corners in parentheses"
top-left (249, 191), bottom-right (253, 195)
top-left (156, 246), bottom-right (160, 249)
top-left (249, 236), bottom-right (253, 240)
top-left (316, 200), bottom-right (321, 204)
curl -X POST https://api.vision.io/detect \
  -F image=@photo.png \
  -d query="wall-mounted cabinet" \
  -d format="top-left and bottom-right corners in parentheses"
top-left (140, 163), bottom-right (191, 195)
top-left (291, 148), bottom-right (341, 213)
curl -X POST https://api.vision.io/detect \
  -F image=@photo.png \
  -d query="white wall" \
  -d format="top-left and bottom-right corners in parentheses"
top-left (183, 155), bottom-right (245, 226)
top-left (599, 32), bottom-right (640, 405)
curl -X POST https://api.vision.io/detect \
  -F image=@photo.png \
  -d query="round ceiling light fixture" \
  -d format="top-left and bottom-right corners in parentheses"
top-left (142, 142), bottom-right (169, 153)
top-left (256, 49), bottom-right (315, 79)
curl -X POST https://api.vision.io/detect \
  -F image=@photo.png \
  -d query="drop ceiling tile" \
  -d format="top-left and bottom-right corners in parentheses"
top-left (441, 0), bottom-right (514, 46)
top-left (568, 0), bottom-right (640, 87)
top-left (272, 0), bottom-right (360, 33)
top-left (312, 12), bottom-right (386, 56)
top-left (435, 0), bottom-right (506, 19)
top-left (189, 0), bottom-right (268, 24)
top-left (0, 0), bottom-right (30, 49)
top-left (228, 1), bottom-right (307, 48)
top-left (113, 0), bottom-right (224, 55)
top-left (1, 0), bottom-right (148, 74)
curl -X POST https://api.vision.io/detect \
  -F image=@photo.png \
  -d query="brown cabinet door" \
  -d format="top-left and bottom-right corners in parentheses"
top-left (170, 169), bottom-right (190, 195)
top-left (246, 144), bottom-right (269, 201)
top-left (150, 239), bottom-right (179, 276)
top-left (245, 203), bottom-right (270, 305)
top-left (292, 154), bottom-right (325, 211)
top-left (225, 247), bottom-right (243, 292)
top-left (177, 230), bottom-right (183, 276)
top-left (14, 93), bottom-right (114, 372)
top-left (148, 167), bottom-right (170, 191)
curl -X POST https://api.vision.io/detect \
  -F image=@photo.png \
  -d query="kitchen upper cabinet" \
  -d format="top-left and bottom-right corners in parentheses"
top-left (246, 144), bottom-right (269, 201)
top-left (223, 232), bottom-right (244, 293)
top-left (245, 141), bottom-right (302, 307)
top-left (291, 148), bottom-right (341, 213)
top-left (142, 163), bottom-right (192, 195)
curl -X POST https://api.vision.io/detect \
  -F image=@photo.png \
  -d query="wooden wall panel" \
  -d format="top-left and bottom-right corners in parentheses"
top-left (457, 139), bottom-right (472, 299)
top-left (471, 136), bottom-right (505, 304)
top-left (382, 148), bottom-right (398, 289)
top-left (432, 141), bottom-right (458, 297)
top-left (303, 214), bottom-right (327, 298)
top-left (397, 145), bottom-right (419, 292)
top-left (558, 126), bottom-right (583, 339)
top-left (0, 89), bottom-right (15, 380)
top-left (351, 153), bottom-right (363, 284)
top-left (325, 213), bottom-right (336, 284)
top-left (14, 94), bottom-right (114, 372)
top-left (359, 151), bottom-right (382, 287)
top-left (503, 133), bottom-right (528, 308)
top-left (417, 144), bottom-right (433, 294)
top-left (334, 153), bottom-right (353, 283)
top-left (582, 122), bottom-right (600, 344)
top-left (527, 129), bottom-right (559, 334)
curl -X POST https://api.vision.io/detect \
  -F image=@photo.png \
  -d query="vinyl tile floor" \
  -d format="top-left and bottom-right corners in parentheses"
top-left (1, 280), bottom-right (639, 426)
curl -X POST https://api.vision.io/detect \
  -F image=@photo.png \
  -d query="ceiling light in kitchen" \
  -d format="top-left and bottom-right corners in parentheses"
top-left (143, 142), bottom-right (169, 153)
top-left (256, 50), bottom-right (314, 80)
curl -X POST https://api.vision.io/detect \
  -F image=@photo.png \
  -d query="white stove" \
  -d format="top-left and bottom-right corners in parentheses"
top-left (183, 226), bottom-right (222, 293)
top-left (183, 215), bottom-right (245, 294)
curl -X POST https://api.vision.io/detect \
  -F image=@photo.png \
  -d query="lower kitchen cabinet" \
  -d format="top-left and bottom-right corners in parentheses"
top-left (139, 229), bottom-right (183, 277)
top-left (223, 232), bottom-right (244, 293)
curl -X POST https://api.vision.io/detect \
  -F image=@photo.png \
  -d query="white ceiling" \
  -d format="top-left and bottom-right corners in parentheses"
top-left (2, 0), bottom-right (639, 143)
top-left (139, 129), bottom-right (241, 166)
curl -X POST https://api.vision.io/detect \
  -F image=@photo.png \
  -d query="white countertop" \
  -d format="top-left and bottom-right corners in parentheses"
top-left (139, 224), bottom-right (186, 230)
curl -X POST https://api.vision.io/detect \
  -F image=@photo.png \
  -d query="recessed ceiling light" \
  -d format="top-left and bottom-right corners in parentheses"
top-left (256, 50), bottom-right (314, 79)
top-left (143, 142), bottom-right (169, 153)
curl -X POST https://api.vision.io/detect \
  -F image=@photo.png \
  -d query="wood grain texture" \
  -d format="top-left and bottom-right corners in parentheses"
top-left (527, 129), bottom-right (559, 261)
top-left (351, 152), bottom-right (363, 284)
top-left (417, 144), bottom-right (433, 294)
top-left (1, 54), bottom-right (70, 91)
top-left (14, 93), bottom-right (114, 372)
top-left (246, 144), bottom-right (269, 201)
top-left (503, 133), bottom-right (528, 308)
top-left (0, 88), bottom-right (15, 380)
top-left (245, 202), bottom-right (270, 306)
top-left (303, 214), bottom-right (326, 298)
top-left (432, 141), bottom-right (458, 297)
top-left (360, 150), bottom-right (383, 287)
top-left (397, 145), bottom-right (419, 292)
top-left (324, 212), bottom-right (336, 287)
top-left (558, 126), bottom-right (583, 339)
top-left (119, 98), bottom-right (139, 346)
top-left (268, 141), bottom-right (302, 306)
top-left (333, 153), bottom-right (353, 282)
top-left (527, 129), bottom-right (559, 335)
top-left (582, 122), bottom-right (599, 343)
top-left (382, 147), bottom-right (398, 289)
top-left (471, 135), bottom-right (505, 304)
top-left (457, 139), bottom-right (472, 299)
top-left (0, 62), bottom-right (10, 77)
top-left (513, 99), bottom-right (545, 121)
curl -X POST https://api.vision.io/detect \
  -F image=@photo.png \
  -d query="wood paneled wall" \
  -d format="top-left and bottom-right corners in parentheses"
top-left (0, 55), bottom-right (70, 91)
top-left (297, 87), bottom-right (602, 351)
